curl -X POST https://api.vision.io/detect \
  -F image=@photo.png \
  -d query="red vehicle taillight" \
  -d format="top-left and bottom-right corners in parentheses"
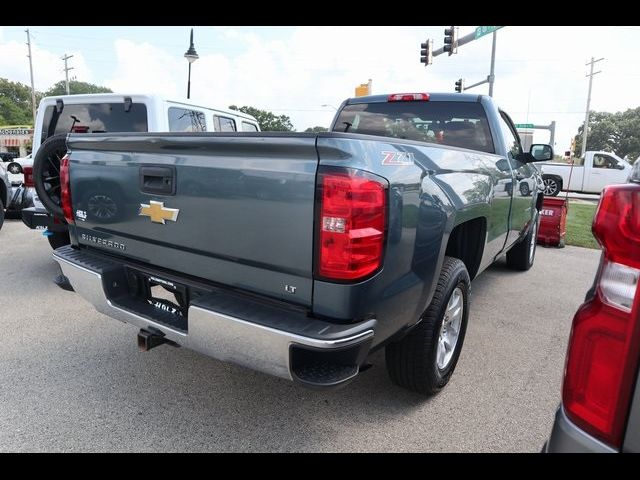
top-left (23, 166), bottom-right (34, 187)
top-left (316, 168), bottom-right (387, 281)
top-left (60, 154), bottom-right (74, 224)
top-left (562, 184), bottom-right (640, 448)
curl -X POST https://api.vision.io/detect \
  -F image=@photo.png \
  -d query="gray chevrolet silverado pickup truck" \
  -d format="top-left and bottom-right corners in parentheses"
top-left (42, 92), bottom-right (552, 393)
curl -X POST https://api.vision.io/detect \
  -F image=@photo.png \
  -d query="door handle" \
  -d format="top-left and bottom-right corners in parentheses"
top-left (140, 166), bottom-right (176, 195)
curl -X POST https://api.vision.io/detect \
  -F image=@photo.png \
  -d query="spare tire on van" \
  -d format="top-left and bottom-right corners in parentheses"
top-left (33, 134), bottom-right (68, 219)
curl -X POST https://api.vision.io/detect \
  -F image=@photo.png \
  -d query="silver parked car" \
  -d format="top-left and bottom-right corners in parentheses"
top-left (544, 162), bottom-right (640, 452)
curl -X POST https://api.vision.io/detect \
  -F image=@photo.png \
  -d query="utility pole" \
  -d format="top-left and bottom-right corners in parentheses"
top-left (62, 53), bottom-right (74, 95)
top-left (25, 29), bottom-right (37, 126)
top-left (581, 56), bottom-right (604, 157)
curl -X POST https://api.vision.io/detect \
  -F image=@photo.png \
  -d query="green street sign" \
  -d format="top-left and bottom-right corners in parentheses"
top-left (515, 123), bottom-right (534, 129)
top-left (475, 26), bottom-right (503, 39)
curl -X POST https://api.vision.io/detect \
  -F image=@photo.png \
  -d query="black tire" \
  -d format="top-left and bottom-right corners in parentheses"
top-left (33, 134), bottom-right (68, 218)
top-left (519, 181), bottom-right (530, 197)
top-left (542, 176), bottom-right (560, 196)
top-left (385, 256), bottom-right (470, 395)
top-left (0, 198), bottom-right (4, 231)
top-left (47, 230), bottom-right (70, 250)
top-left (506, 213), bottom-right (539, 271)
top-left (7, 162), bottom-right (22, 174)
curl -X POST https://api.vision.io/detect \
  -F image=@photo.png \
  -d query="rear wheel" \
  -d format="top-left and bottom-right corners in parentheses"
top-left (385, 256), bottom-right (470, 395)
top-left (47, 231), bottom-right (70, 250)
top-left (33, 134), bottom-right (68, 218)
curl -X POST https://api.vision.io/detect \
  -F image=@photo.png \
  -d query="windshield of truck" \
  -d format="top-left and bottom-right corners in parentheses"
top-left (41, 102), bottom-right (148, 143)
top-left (332, 101), bottom-right (494, 153)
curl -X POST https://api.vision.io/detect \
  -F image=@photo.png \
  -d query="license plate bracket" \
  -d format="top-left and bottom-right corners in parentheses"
top-left (143, 274), bottom-right (189, 320)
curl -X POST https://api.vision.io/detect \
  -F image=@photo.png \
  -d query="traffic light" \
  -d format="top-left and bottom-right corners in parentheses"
top-left (443, 26), bottom-right (458, 56)
top-left (455, 78), bottom-right (464, 93)
top-left (420, 39), bottom-right (433, 66)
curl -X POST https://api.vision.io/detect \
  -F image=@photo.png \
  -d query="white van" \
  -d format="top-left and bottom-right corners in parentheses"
top-left (31, 93), bottom-right (260, 156)
top-left (22, 93), bottom-right (260, 248)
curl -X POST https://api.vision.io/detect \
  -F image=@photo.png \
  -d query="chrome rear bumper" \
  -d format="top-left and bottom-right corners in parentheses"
top-left (53, 246), bottom-right (375, 386)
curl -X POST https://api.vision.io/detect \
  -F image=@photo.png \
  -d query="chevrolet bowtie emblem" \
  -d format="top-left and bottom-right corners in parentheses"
top-left (139, 201), bottom-right (179, 224)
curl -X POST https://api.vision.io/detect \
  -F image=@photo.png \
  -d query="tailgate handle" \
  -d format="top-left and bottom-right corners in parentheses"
top-left (140, 166), bottom-right (176, 195)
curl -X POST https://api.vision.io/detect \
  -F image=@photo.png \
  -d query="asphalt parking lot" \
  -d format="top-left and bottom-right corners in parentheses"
top-left (0, 218), bottom-right (601, 452)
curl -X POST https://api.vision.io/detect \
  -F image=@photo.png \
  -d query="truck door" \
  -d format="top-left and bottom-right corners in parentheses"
top-left (587, 153), bottom-right (628, 192)
top-left (497, 111), bottom-right (536, 251)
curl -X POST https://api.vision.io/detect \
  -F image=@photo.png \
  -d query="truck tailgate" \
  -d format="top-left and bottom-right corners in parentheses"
top-left (67, 134), bottom-right (319, 306)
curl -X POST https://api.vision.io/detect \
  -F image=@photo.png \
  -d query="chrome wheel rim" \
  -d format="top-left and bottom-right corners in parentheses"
top-left (543, 179), bottom-right (557, 196)
top-left (437, 287), bottom-right (464, 370)
top-left (529, 218), bottom-right (538, 264)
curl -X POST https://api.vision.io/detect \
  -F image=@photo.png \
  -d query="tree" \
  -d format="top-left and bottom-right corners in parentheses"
top-left (304, 126), bottom-right (328, 133)
top-left (228, 105), bottom-right (294, 131)
top-left (0, 78), bottom-right (40, 125)
top-left (573, 108), bottom-right (640, 162)
top-left (616, 107), bottom-right (640, 162)
top-left (44, 80), bottom-right (112, 97)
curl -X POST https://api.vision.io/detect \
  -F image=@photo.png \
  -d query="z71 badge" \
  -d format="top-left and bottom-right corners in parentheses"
top-left (381, 151), bottom-right (415, 166)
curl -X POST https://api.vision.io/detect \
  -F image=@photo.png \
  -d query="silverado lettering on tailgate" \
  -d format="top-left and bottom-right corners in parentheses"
top-left (80, 233), bottom-right (126, 251)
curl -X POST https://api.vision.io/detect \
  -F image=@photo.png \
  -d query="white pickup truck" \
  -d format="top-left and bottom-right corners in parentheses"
top-left (540, 150), bottom-right (633, 196)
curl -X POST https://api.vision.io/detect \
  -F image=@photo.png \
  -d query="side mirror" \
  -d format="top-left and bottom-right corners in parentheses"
top-left (615, 163), bottom-right (626, 170)
top-left (529, 144), bottom-right (554, 162)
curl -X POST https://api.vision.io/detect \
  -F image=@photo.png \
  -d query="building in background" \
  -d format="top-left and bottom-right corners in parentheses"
top-left (0, 125), bottom-right (34, 157)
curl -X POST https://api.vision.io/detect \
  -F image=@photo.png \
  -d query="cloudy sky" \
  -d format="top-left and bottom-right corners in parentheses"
top-left (2, 26), bottom-right (640, 152)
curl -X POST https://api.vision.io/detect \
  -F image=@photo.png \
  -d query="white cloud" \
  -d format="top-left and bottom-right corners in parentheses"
top-left (104, 39), bottom-right (181, 96)
top-left (0, 35), bottom-right (92, 91)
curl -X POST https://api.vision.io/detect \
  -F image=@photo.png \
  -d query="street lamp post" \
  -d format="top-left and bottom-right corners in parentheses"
top-left (184, 28), bottom-right (199, 99)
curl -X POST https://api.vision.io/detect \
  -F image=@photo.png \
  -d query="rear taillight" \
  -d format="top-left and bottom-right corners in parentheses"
top-left (60, 154), bottom-right (74, 224)
top-left (316, 168), bottom-right (387, 281)
top-left (387, 93), bottom-right (430, 102)
top-left (562, 184), bottom-right (640, 448)
top-left (23, 166), bottom-right (34, 187)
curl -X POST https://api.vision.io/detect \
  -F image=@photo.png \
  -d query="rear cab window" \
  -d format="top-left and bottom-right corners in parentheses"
top-left (41, 102), bottom-right (148, 143)
top-left (332, 100), bottom-right (495, 153)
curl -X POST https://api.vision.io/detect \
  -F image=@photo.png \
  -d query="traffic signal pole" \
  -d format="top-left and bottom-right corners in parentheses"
top-left (488, 31), bottom-right (497, 96)
top-left (432, 30), bottom-right (478, 58)
top-left (424, 26), bottom-right (503, 97)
